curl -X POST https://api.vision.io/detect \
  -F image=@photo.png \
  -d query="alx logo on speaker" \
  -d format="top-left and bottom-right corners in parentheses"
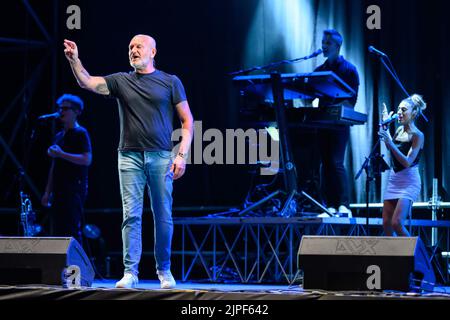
top-left (335, 238), bottom-right (378, 255)
top-left (3, 238), bottom-right (41, 253)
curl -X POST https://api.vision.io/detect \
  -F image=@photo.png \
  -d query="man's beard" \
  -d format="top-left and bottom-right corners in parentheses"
top-left (130, 58), bottom-right (149, 70)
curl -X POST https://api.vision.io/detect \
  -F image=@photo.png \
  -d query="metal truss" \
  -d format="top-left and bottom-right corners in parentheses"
top-left (0, 0), bottom-right (58, 201)
top-left (175, 217), bottom-right (450, 284)
top-left (350, 178), bottom-right (450, 247)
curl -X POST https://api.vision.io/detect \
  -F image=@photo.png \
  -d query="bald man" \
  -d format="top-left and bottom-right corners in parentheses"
top-left (64, 35), bottom-right (194, 289)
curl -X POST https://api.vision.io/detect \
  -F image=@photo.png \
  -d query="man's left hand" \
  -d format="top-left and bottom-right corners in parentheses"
top-left (171, 155), bottom-right (186, 180)
top-left (47, 145), bottom-right (64, 158)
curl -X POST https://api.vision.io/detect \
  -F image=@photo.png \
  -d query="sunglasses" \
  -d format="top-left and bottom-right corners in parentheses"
top-left (57, 106), bottom-right (76, 112)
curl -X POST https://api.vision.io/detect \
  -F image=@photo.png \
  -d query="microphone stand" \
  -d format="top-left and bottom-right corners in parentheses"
top-left (228, 51), bottom-right (321, 76)
top-left (8, 117), bottom-right (45, 236)
top-left (355, 136), bottom-right (389, 236)
top-left (23, 118), bottom-right (49, 236)
top-left (373, 50), bottom-right (429, 122)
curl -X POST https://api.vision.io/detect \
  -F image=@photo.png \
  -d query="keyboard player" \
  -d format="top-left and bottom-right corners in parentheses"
top-left (313, 29), bottom-right (360, 217)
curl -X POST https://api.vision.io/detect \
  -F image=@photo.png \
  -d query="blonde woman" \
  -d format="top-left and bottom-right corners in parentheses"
top-left (378, 94), bottom-right (426, 236)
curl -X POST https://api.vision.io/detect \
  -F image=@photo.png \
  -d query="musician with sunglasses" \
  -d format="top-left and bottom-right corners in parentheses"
top-left (41, 94), bottom-right (92, 244)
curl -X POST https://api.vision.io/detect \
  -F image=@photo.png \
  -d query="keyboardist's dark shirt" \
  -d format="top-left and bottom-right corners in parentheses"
top-left (314, 55), bottom-right (359, 107)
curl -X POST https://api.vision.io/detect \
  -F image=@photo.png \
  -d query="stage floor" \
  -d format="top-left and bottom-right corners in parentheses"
top-left (92, 279), bottom-right (450, 299)
top-left (1, 279), bottom-right (450, 301)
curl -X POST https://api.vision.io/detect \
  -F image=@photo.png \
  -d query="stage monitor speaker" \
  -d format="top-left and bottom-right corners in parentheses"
top-left (0, 237), bottom-right (95, 287)
top-left (298, 236), bottom-right (436, 292)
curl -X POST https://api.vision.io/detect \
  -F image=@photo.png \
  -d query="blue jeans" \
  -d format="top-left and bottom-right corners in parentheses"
top-left (118, 151), bottom-right (174, 276)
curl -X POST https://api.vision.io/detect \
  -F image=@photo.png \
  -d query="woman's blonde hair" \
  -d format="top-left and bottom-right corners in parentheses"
top-left (404, 94), bottom-right (427, 119)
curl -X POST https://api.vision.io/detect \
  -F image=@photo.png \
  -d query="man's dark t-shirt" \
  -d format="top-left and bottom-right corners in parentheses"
top-left (104, 70), bottom-right (187, 152)
top-left (53, 126), bottom-right (92, 190)
top-left (314, 55), bottom-right (360, 107)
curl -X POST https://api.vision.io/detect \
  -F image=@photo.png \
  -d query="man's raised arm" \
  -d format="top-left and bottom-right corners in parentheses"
top-left (63, 39), bottom-right (110, 95)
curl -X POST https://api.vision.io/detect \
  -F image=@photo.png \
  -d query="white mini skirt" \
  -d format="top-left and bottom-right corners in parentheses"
top-left (383, 165), bottom-right (421, 202)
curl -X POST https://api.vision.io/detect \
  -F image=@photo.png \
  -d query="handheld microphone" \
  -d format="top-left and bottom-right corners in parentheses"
top-left (368, 46), bottom-right (387, 57)
top-left (37, 112), bottom-right (60, 120)
top-left (379, 113), bottom-right (399, 127)
top-left (307, 48), bottom-right (323, 59)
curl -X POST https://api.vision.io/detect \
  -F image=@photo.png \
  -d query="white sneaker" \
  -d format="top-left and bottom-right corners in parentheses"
top-left (115, 273), bottom-right (138, 289)
top-left (157, 270), bottom-right (176, 289)
top-left (327, 207), bottom-right (337, 215)
top-left (338, 205), bottom-right (353, 218)
top-left (317, 207), bottom-right (336, 218)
